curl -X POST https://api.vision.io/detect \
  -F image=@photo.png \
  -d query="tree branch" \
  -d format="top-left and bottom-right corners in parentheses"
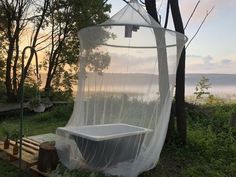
top-left (35, 32), bottom-right (52, 47)
top-left (145, 0), bottom-right (160, 23)
top-left (36, 42), bottom-right (51, 52)
top-left (184, 0), bottom-right (200, 30)
top-left (186, 6), bottom-right (214, 49)
top-left (164, 0), bottom-right (170, 28)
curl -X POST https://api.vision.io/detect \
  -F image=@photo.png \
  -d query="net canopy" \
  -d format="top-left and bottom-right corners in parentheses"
top-left (56, 0), bottom-right (187, 176)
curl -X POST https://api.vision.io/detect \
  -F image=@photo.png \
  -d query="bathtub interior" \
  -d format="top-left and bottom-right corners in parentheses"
top-left (56, 123), bottom-right (152, 168)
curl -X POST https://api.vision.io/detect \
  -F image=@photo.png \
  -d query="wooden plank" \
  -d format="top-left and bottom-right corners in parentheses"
top-left (9, 140), bottom-right (38, 155)
top-left (0, 140), bottom-right (38, 166)
top-left (30, 165), bottom-right (52, 177)
top-left (0, 143), bottom-right (37, 164)
top-left (27, 133), bottom-right (56, 144)
top-left (18, 139), bottom-right (40, 151)
top-left (23, 138), bottom-right (40, 146)
top-left (0, 102), bottom-right (29, 112)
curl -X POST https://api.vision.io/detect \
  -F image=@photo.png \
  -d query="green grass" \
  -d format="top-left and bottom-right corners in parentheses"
top-left (0, 159), bottom-right (31, 177)
top-left (0, 159), bottom-right (22, 177)
top-left (0, 103), bottom-right (235, 177)
top-left (0, 104), bottom-right (72, 138)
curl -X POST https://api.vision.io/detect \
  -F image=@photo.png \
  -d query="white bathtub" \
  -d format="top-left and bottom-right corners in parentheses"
top-left (57, 123), bottom-right (152, 168)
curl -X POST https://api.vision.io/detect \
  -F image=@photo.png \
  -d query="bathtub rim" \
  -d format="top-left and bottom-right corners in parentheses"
top-left (56, 123), bottom-right (152, 142)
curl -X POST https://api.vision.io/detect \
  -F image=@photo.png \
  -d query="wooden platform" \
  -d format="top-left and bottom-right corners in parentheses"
top-left (0, 137), bottom-right (40, 168)
top-left (0, 134), bottom-right (57, 176)
top-left (30, 165), bottom-right (52, 177)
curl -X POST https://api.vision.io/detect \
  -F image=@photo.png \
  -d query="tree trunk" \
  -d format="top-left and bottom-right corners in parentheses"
top-left (44, 34), bottom-right (67, 95)
top-left (169, 0), bottom-right (186, 145)
top-left (145, 0), bottom-right (170, 104)
top-left (166, 102), bottom-right (175, 143)
top-left (13, 35), bottom-right (20, 95)
top-left (175, 50), bottom-right (186, 144)
top-left (17, 0), bottom-right (49, 99)
top-left (145, 0), bottom-right (160, 24)
top-left (44, 51), bottom-right (58, 96)
top-left (44, 73), bottom-right (53, 96)
top-left (145, 0), bottom-right (174, 143)
top-left (5, 39), bottom-right (15, 102)
top-left (4, 1), bottom-right (23, 102)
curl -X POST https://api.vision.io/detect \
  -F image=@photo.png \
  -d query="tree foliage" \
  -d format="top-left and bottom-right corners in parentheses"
top-left (0, 0), bottom-right (50, 101)
top-left (42, 0), bottom-right (111, 97)
top-left (0, 0), bottom-right (111, 101)
top-left (194, 76), bottom-right (211, 104)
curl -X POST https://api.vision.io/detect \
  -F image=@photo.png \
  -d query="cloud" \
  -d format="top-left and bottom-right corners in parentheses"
top-left (215, 0), bottom-right (236, 7)
top-left (202, 55), bottom-right (214, 64)
top-left (186, 54), bottom-right (236, 73)
top-left (106, 52), bottom-right (179, 74)
top-left (187, 54), bottom-right (202, 58)
top-left (221, 59), bottom-right (232, 64)
top-left (102, 52), bottom-right (236, 74)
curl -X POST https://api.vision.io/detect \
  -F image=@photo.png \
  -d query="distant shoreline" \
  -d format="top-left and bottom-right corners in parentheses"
top-left (40, 73), bottom-right (236, 99)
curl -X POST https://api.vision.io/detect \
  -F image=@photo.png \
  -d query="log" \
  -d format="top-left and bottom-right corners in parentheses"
top-left (37, 142), bottom-right (59, 172)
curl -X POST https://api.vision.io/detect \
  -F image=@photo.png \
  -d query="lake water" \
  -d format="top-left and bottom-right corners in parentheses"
top-left (185, 74), bottom-right (236, 100)
top-left (41, 73), bottom-right (236, 100)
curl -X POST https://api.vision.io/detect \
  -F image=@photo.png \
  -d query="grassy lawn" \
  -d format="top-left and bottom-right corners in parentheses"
top-left (0, 104), bottom-right (72, 138)
top-left (0, 103), bottom-right (235, 177)
top-left (0, 159), bottom-right (24, 177)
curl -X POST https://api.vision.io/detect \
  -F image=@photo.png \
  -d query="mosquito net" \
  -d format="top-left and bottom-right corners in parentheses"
top-left (56, 0), bottom-right (187, 177)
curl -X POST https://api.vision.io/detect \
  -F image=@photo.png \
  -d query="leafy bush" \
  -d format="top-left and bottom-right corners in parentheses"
top-left (51, 164), bottom-right (114, 177)
top-left (206, 94), bottom-right (225, 105)
top-left (49, 90), bottom-right (74, 101)
top-left (194, 76), bottom-right (211, 104)
top-left (22, 83), bottom-right (39, 101)
top-left (183, 103), bottom-right (236, 177)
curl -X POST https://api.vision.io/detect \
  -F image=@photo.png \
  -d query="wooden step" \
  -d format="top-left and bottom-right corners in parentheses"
top-left (18, 139), bottom-right (40, 151)
top-left (0, 138), bottom-right (40, 168)
top-left (23, 137), bottom-right (40, 146)
top-left (9, 140), bottom-right (38, 155)
top-left (30, 165), bottom-right (52, 177)
top-left (0, 142), bottom-right (37, 166)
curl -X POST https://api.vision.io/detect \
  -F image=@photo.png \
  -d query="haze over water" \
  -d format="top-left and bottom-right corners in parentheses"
top-left (40, 73), bottom-right (236, 100)
top-left (185, 74), bottom-right (236, 99)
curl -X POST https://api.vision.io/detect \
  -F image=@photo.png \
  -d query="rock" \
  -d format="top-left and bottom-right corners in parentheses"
top-left (33, 103), bottom-right (46, 113)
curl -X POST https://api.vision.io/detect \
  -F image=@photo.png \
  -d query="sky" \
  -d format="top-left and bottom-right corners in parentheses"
top-left (107, 0), bottom-right (236, 74)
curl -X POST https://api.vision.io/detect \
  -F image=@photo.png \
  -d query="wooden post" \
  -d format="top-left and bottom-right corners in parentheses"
top-left (38, 142), bottom-right (59, 172)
